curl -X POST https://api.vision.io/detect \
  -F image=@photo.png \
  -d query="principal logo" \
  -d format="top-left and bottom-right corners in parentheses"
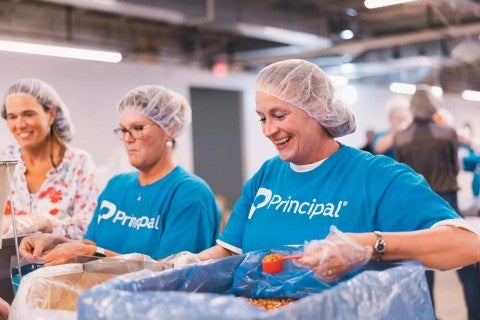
top-left (248, 187), bottom-right (347, 220)
top-left (97, 200), bottom-right (160, 230)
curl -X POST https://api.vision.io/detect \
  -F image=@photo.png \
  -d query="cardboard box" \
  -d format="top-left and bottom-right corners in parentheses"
top-left (9, 254), bottom-right (168, 320)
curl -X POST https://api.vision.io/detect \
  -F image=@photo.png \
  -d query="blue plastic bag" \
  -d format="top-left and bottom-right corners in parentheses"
top-left (78, 248), bottom-right (434, 320)
top-left (228, 245), bottom-right (342, 298)
top-left (10, 256), bottom-right (44, 293)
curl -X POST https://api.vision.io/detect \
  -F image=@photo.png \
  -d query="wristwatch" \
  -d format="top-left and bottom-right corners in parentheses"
top-left (374, 231), bottom-right (387, 262)
top-left (93, 246), bottom-right (106, 258)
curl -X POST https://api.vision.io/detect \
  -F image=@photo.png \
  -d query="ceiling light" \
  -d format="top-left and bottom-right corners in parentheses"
top-left (389, 83), bottom-right (443, 97)
top-left (340, 29), bottom-right (354, 40)
top-left (462, 90), bottom-right (480, 102)
top-left (431, 86), bottom-right (443, 97)
top-left (364, 0), bottom-right (417, 9)
top-left (0, 40), bottom-right (122, 63)
top-left (340, 63), bottom-right (357, 74)
top-left (390, 82), bottom-right (416, 94)
top-left (345, 8), bottom-right (358, 17)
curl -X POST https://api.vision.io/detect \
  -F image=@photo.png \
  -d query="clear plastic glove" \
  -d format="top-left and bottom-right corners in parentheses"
top-left (42, 242), bottom-right (95, 266)
top-left (18, 233), bottom-right (67, 259)
top-left (160, 251), bottom-right (201, 268)
top-left (2, 215), bottom-right (52, 236)
top-left (297, 226), bottom-right (372, 282)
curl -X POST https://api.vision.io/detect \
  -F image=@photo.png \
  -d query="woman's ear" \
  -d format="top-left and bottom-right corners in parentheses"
top-left (167, 123), bottom-right (179, 137)
top-left (47, 107), bottom-right (57, 126)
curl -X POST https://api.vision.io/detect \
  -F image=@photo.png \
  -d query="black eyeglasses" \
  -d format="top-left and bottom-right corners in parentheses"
top-left (113, 124), bottom-right (153, 140)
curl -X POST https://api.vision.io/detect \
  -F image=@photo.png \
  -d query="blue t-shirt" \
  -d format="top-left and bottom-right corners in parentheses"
top-left (85, 166), bottom-right (221, 259)
top-left (218, 146), bottom-right (459, 253)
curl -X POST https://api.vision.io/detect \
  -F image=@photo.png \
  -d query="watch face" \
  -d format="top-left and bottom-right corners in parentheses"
top-left (376, 241), bottom-right (387, 253)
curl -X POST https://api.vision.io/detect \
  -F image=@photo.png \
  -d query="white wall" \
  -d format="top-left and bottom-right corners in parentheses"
top-left (1, 52), bottom-right (479, 205)
top-left (0, 52), bottom-right (280, 188)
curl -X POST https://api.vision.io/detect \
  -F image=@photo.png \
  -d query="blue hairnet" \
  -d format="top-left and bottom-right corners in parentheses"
top-left (2, 78), bottom-right (74, 142)
top-left (256, 59), bottom-right (356, 138)
top-left (117, 85), bottom-right (191, 138)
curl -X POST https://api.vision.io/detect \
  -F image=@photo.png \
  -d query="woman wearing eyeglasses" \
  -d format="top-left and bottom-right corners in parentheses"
top-left (19, 85), bottom-right (221, 265)
top-left (1, 78), bottom-right (99, 240)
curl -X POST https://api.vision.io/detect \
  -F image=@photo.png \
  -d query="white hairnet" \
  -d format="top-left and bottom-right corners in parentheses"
top-left (386, 95), bottom-right (410, 118)
top-left (256, 59), bottom-right (356, 138)
top-left (410, 85), bottom-right (440, 120)
top-left (385, 95), bottom-right (412, 130)
top-left (2, 78), bottom-right (74, 142)
top-left (117, 85), bottom-right (191, 138)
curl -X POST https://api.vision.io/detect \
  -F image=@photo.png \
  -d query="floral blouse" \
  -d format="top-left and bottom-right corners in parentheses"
top-left (1, 145), bottom-right (99, 240)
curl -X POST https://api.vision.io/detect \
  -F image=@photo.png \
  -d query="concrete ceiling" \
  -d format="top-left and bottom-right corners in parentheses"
top-left (1, 0), bottom-right (480, 92)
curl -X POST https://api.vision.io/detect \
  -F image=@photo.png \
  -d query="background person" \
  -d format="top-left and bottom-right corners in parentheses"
top-left (371, 95), bottom-right (412, 158)
top-left (1, 78), bottom-right (98, 240)
top-left (457, 122), bottom-right (480, 217)
top-left (360, 129), bottom-right (375, 153)
top-left (393, 85), bottom-right (480, 320)
top-left (471, 163), bottom-right (480, 216)
top-left (175, 59), bottom-right (480, 284)
top-left (19, 85), bottom-right (221, 265)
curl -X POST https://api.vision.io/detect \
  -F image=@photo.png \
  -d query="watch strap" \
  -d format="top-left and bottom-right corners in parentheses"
top-left (93, 246), bottom-right (106, 257)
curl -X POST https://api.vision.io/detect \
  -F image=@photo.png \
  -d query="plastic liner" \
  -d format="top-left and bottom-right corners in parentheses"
top-left (9, 253), bottom-right (170, 320)
top-left (78, 248), bottom-right (434, 320)
top-left (229, 245), bottom-right (339, 298)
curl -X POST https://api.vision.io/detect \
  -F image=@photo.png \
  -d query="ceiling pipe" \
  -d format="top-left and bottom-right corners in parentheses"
top-left (39, 0), bottom-right (216, 26)
top-left (323, 55), bottom-right (460, 79)
top-left (184, 0), bottom-right (215, 26)
top-left (38, 0), bottom-right (328, 49)
top-left (37, 0), bottom-right (186, 24)
top-left (233, 21), bottom-right (480, 66)
top-left (364, 0), bottom-right (418, 9)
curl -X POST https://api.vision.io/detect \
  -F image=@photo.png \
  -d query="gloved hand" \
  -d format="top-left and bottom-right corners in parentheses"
top-left (18, 233), bottom-right (67, 259)
top-left (297, 226), bottom-right (372, 282)
top-left (2, 215), bottom-right (52, 236)
top-left (160, 251), bottom-right (201, 268)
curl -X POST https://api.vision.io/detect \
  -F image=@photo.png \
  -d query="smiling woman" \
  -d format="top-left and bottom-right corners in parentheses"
top-left (18, 85), bottom-right (221, 266)
top-left (255, 91), bottom-right (340, 165)
top-left (160, 60), bottom-right (480, 294)
top-left (0, 78), bottom-right (99, 240)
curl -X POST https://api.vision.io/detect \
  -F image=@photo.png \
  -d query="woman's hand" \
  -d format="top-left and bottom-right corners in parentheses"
top-left (19, 233), bottom-right (68, 259)
top-left (0, 297), bottom-right (9, 320)
top-left (42, 242), bottom-right (96, 266)
top-left (297, 226), bottom-right (372, 282)
top-left (2, 215), bottom-right (52, 236)
top-left (160, 251), bottom-right (201, 268)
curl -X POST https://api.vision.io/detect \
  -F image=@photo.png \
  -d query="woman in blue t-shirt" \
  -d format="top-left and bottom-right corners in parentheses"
top-left (193, 59), bottom-right (480, 282)
top-left (18, 85), bottom-right (221, 264)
